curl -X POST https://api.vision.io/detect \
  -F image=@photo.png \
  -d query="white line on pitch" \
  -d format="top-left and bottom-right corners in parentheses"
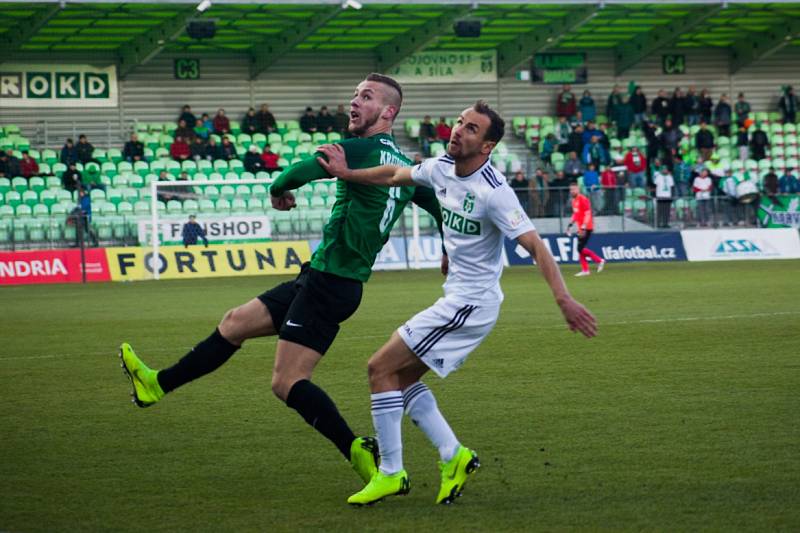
top-left (1, 310), bottom-right (797, 362)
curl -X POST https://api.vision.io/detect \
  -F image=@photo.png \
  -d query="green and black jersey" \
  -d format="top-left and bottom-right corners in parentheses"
top-left (269, 133), bottom-right (442, 282)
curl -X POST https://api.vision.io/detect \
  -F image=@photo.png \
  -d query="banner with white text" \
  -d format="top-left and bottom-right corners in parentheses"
top-left (0, 64), bottom-right (118, 108)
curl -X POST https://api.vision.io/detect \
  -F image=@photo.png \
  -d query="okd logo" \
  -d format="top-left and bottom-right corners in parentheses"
top-left (1, 71), bottom-right (110, 99)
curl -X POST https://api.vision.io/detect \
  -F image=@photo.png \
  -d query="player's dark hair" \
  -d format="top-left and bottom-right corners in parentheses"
top-left (365, 73), bottom-right (403, 102)
top-left (472, 100), bottom-right (505, 143)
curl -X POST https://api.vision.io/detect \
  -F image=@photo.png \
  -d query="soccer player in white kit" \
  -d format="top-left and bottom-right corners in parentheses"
top-left (317, 101), bottom-right (597, 506)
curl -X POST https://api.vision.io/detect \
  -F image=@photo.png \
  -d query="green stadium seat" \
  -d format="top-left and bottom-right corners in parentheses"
top-left (229, 159), bottom-right (244, 176)
top-left (229, 120), bottom-right (241, 135)
top-left (40, 189), bottom-right (57, 208)
top-left (181, 160), bottom-right (197, 176)
top-left (199, 199), bottom-right (215, 213)
top-left (5, 191), bottom-right (22, 208)
top-left (183, 199), bottom-right (199, 213)
top-left (107, 188), bottom-right (123, 205)
top-left (166, 200), bottom-right (182, 214)
top-left (26, 176), bottom-right (44, 194)
top-left (327, 132), bottom-right (342, 143)
top-left (283, 131), bottom-right (299, 147)
top-left (235, 184), bottom-right (250, 197)
top-left (100, 162), bottom-right (115, 177)
top-left (51, 202), bottom-right (70, 217)
top-left (203, 185), bottom-right (220, 200)
top-left (0, 205), bottom-right (14, 217)
top-left (247, 198), bottom-right (263, 211)
top-left (117, 161), bottom-right (133, 175)
top-left (133, 201), bottom-right (150, 215)
top-left (99, 202), bottom-right (118, 216)
top-left (197, 160), bottom-right (213, 175)
top-left (220, 185), bottom-right (236, 200)
top-left (215, 198), bottom-right (231, 213)
top-left (108, 148), bottom-right (123, 164)
top-left (52, 163), bottom-right (67, 177)
top-left (94, 148), bottom-right (109, 163)
top-left (111, 174), bottom-right (129, 188)
top-left (22, 190), bottom-right (38, 207)
top-left (252, 184), bottom-right (268, 199)
top-left (118, 201), bottom-right (134, 215)
top-left (213, 159), bottom-right (228, 172)
top-left (0, 178), bottom-right (10, 194)
top-left (223, 171), bottom-right (239, 182)
top-left (90, 189), bottom-right (106, 203)
top-left (11, 177), bottom-right (27, 193)
top-left (32, 203), bottom-right (49, 217)
top-left (165, 160), bottom-right (181, 177)
top-left (16, 204), bottom-right (33, 217)
top-left (252, 133), bottom-right (267, 149)
top-left (231, 198), bottom-right (247, 213)
top-left (128, 174), bottom-right (144, 188)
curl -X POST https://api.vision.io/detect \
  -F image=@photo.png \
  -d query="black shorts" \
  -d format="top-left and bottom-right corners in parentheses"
top-left (257, 262), bottom-right (363, 355)
top-left (577, 229), bottom-right (593, 252)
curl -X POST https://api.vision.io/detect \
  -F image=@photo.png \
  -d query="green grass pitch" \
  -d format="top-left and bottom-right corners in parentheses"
top-left (1, 260), bottom-right (799, 532)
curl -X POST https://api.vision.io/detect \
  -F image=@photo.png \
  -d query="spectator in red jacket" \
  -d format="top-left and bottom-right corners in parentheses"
top-left (170, 136), bottom-right (191, 161)
top-left (213, 108), bottom-right (231, 135)
top-left (623, 146), bottom-right (648, 188)
top-left (435, 117), bottom-right (451, 143)
top-left (600, 165), bottom-right (620, 215)
top-left (556, 84), bottom-right (577, 119)
top-left (261, 144), bottom-right (281, 171)
top-left (20, 151), bottom-right (40, 178)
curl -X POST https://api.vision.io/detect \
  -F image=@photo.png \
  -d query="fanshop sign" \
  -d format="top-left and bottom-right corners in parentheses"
top-left (137, 215), bottom-right (272, 245)
top-left (0, 64), bottom-right (118, 108)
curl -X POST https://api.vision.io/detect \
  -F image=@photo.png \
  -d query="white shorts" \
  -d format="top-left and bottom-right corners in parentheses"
top-left (397, 296), bottom-right (500, 378)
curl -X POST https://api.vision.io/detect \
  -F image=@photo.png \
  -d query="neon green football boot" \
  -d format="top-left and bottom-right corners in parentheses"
top-left (118, 343), bottom-right (164, 408)
top-left (347, 470), bottom-right (410, 506)
top-left (350, 436), bottom-right (379, 483)
top-left (436, 445), bottom-right (480, 504)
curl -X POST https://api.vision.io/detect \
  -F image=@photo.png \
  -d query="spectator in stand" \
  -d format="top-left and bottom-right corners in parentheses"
top-left (685, 86), bottom-right (700, 126)
top-left (0, 152), bottom-right (7, 178)
top-left (658, 119), bottom-right (683, 169)
top-left (194, 118), bottom-right (211, 141)
top-left (256, 104), bottom-right (277, 134)
top-left (300, 106), bottom-right (318, 134)
top-left (170, 135), bottom-right (191, 161)
top-left (736, 124), bottom-right (749, 162)
top-left (74, 188), bottom-right (99, 247)
top-left (179, 105), bottom-right (197, 128)
top-left (533, 167), bottom-right (549, 215)
top-left (213, 108), bottom-right (230, 135)
top-left (581, 120), bottom-right (603, 147)
top-left (20, 151), bottom-right (39, 178)
top-left (643, 121), bottom-right (660, 175)
top-left (719, 170), bottom-right (740, 225)
top-left (317, 106), bottom-right (336, 134)
top-left (174, 119), bottom-right (196, 142)
top-left (412, 153), bottom-right (423, 166)
top-left (220, 136), bottom-right (238, 161)
top-left (570, 110), bottom-right (585, 128)
top-left (509, 170), bottom-right (530, 214)
top-left (334, 104), bottom-right (349, 136)
top-left (182, 215), bottom-right (209, 247)
top-left (4, 149), bottom-right (21, 178)
top-left (60, 138), bottom-right (79, 165)
top-left (244, 144), bottom-right (264, 173)
top-left (582, 136), bottom-right (609, 168)
top-left (695, 121), bottom-right (715, 161)
top-left (241, 107), bottom-right (259, 135)
top-left (200, 113), bottom-right (214, 136)
top-left (763, 167), bottom-right (779, 198)
top-left (714, 94), bottom-right (733, 137)
top-left (606, 85), bottom-right (623, 125)
top-left (631, 86), bottom-right (648, 126)
top-left (206, 136), bottom-right (223, 161)
top-left (564, 151), bottom-right (584, 181)
top-left (616, 96), bottom-right (635, 140)
top-left (156, 170), bottom-right (178, 202)
top-left (750, 123), bottom-right (770, 161)
top-left (600, 165), bottom-right (620, 215)
top-left (540, 133), bottom-right (557, 165)
top-left (582, 163), bottom-right (602, 212)
top-left (670, 87), bottom-right (686, 126)
top-left (734, 93), bottom-right (751, 126)
top-left (565, 123), bottom-right (584, 155)
top-left (555, 115), bottom-right (572, 153)
top-left (190, 136), bottom-right (207, 161)
top-left (261, 144), bottom-right (282, 172)
top-left (693, 168), bottom-right (713, 226)
top-left (652, 89), bottom-right (671, 126)
top-left (699, 89), bottom-right (713, 124)
top-left (435, 117), bottom-right (451, 143)
top-left (623, 146), bottom-right (647, 188)
top-left (556, 84), bottom-right (577, 118)
top-left (418, 115), bottom-right (436, 157)
top-left (62, 162), bottom-right (83, 192)
top-left (76, 134), bottom-right (95, 165)
top-left (672, 153), bottom-right (693, 198)
top-left (779, 85), bottom-right (798, 124)
top-left (597, 123), bottom-right (612, 152)
top-left (548, 169), bottom-right (571, 217)
top-left (83, 164), bottom-right (105, 192)
top-left (779, 168), bottom-right (799, 194)
top-left (123, 133), bottom-right (145, 162)
top-left (579, 90), bottom-right (596, 123)
top-left (653, 165), bottom-right (675, 228)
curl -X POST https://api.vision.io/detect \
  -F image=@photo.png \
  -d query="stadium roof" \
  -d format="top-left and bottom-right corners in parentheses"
top-left (2, 1), bottom-right (800, 78)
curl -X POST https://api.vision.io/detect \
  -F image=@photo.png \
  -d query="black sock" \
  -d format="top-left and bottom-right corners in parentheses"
top-left (285, 379), bottom-right (356, 460)
top-left (157, 328), bottom-right (239, 394)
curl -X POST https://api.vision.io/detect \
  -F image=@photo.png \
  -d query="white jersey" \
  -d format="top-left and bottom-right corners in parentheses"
top-left (411, 154), bottom-right (535, 304)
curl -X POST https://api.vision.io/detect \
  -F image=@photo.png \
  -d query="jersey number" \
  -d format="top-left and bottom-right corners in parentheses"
top-left (379, 187), bottom-right (402, 233)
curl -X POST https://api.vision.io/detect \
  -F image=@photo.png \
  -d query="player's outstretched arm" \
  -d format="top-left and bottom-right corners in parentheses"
top-left (317, 144), bottom-right (414, 186)
top-left (517, 230), bottom-right (597, 338)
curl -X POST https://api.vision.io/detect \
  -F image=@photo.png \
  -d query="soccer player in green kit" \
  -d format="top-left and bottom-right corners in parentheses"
top-left (118, 73), bottom-right (443, 485)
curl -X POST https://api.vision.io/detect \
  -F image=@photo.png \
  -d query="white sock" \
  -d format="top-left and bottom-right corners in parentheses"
top-left (371, 391), bottom-right (404, 475)
top-left (402, 382), bottom-right (460, 462)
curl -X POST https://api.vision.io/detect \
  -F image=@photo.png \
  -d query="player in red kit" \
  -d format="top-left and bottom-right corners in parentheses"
top-left (567, 182), bottom-right (605, 276)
